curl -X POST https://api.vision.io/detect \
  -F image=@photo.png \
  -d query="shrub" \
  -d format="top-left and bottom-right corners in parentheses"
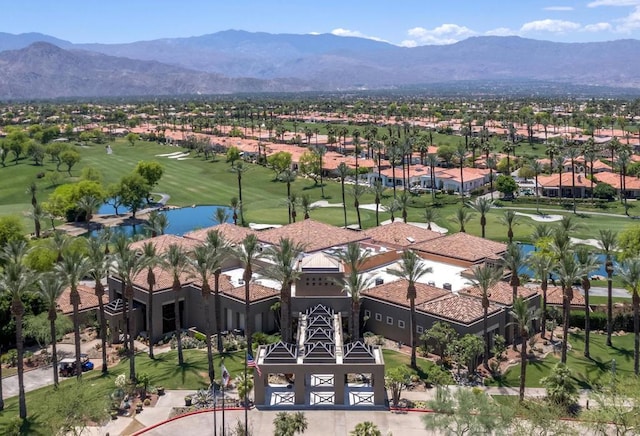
top-left (143, 398), bottom-right (151, 406)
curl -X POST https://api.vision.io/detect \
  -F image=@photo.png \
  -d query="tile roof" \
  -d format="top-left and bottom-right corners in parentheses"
top-left (362, 279), bottom-right (449, 307)
top-left (537, 173), bottom-right (591, 188)
top-left (218, 274), bottom-right (280, 303)
top-left (418, 294), bottom-right (501, 324)
top-left (460, 280), bottom-right (538, 306)
top-left (130, 266), bottom-right (193, 291)
top-left (183, 223), bottom-right (255, 244)
top-left (129, 234), bottom-right (199, 255)
top-left (413, 232), bottom-right (507, 263)
top-left (544, 285), bottom-right (585, 307)
top-left (57, 284), bottom-right (107, 315)
top-left (257, 219), bottom-right (369, 253)
top-left (363, 222), bottom-right (444, 247)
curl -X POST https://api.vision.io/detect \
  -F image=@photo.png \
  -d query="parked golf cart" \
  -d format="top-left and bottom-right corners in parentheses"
top-left (58, 354), bottom-right (94, 377)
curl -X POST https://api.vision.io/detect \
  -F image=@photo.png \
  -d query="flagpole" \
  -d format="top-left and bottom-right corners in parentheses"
top-left (244, 349), bottom-right (248, 436)
top-left (221, 358), bottom-right (226, 436)
top-left (213, 380), bottom-right (217, 436)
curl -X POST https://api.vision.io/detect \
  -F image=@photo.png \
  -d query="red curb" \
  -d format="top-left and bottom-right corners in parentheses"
top-left (132, 407), bottom-right (247, 435)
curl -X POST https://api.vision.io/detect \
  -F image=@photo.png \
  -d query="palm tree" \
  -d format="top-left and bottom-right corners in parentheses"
top-left (111, 235), bottom-right (144, 381)
top-left (0, 241), bottom-right (35, 419)
top-left (559, 215), bottom-right (581, 235)
top-left (469, 264), bottom-right (503, 367)
top-left (280, 168), bottom-right (297, 224)
top-left (531, 160), bottom-right (543, 212)
top-left (86, 236), bottom-right (110, 373)
top-left (49, 230), bottom-right (70, 263)
top-left (76, 194), bottom-right (101, 229)
top-left (486, 154), bottom-right (497, 200)
top-left (55, 248), bottom-right (91, 379)
top-left (234, 234), bottom-right (264, 353)
top-left (350, 421), bottom-right (382, 436)
top-left (189, 244), bottom-right (217, 384)
top-left (203, 230), bottom-right (229, 352)
top-left (230, 197), bottom-right (241, 226)
top-left (274, 411), bottom-right (308, 436)
top-left (527, 254), bottom-right (554, 338)
top-left (468, 197), bottom-right (493, 238)
top-left (503, 243), bottom-right (525, 349)
top-left (230, 161), bottom-right (248, 225)
top-left (397, 191), bottom-right (410, 224)
top-left (262, 238), bottom-right (305, 343)
top-left (145, 210), bottom-right (169, 237)
top-left (313, 144), bottom-right (327, 198)
top-left (300, 194), bottom-right (314, 220)
top-left (332, 242), bottom-right (373, 341)
top-left (212, 206), bottom-right (231, 225)
top-left (553, 252), bottom-right (585, 364)
top-left (598, 229), bottom-right (618, 347)
top-left (37, 272), bottom-right (66, 387)
top-left (616, 257), bottom-right (640, 375)
top-left (139, 241), bottom-right (162, 359)
top-left (531, 223), bottom-right (553, 242)
top-left (576, 246), bottom-right (600, 358)
top-left (450, 206), bottom-right (474, 233)
top-left (455, 144), bottom-right (467, 203)
top-left (372, 179), bottom-right (385, 226)
top-left (387, 250), bottom-right (432, 368)
top-left (502, 140), bottom-right (516, 174)
top-left (423, 207), bottom-right (439, 231)
top-left (566, 146), bottom-right (580, 214)
top-left (165, 244), bottom-right (189, 366)
top-left (25, 203), bottom-right (45, 239)
top-left (427, 153), bottom-right (438, 202)
top-left (500, 210), bottom-right (519, 243)
top-left (509, 296), bottom-right (540, 402)
top-left (351, 183), bottom-right (366, 229)
top-left (337, 162), bottom-right (349, 228)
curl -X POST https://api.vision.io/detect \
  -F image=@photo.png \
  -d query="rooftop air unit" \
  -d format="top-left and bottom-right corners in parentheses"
top-left (443, 283), bottom-right (452, 291)
top-left (375, 278), bottom-right (384, 286)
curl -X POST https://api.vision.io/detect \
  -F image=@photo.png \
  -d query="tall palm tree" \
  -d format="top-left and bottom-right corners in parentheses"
top-left (351, 183), bottom-right (366, 229)
top-left (111, 235), bottom-right (144, 381)
top-left (234, 234), bottom-right (264, 353)
top-left (165, 243), bottom-right (190, 366)
top-left (576, 246), bottom-right (600, 358)
top-left (450, 206), bottom-right (474, 233)
top-left (500, 210), bottom-right (519, 244)
top-left (617, 257), bottom-right (640, 375)
top-left (313, 144), bottom-right (327, 199)
top-left (300, 194), bottom-right (313, 220)
top-left (397, 191), bottom-right (410, 224)
top-left (280, 168), bottom-right (297, 224)
top-left (212, 206), bottom-right (231, 225)
top-left (487, 154), bottom-right (497, 200)
top-left (423, 207), bottom-right (439, 231)
top-left (26, 203), bottom-right (45, 239)
top-left (566, 146), bottom-right (580, 214)
top-left (531, 160), bottom-right (543, 213)
top-left (531, 223), bottom-right (553, 242)
top-left (372, 179), bottom-right (385, 227)
top-left (230, 161), bottom-right (248, 225)
top-left (49, 230), bottom-right (69, 263)
top-left (598, 229), bottom-right (618, 347)
top-left (455, 144), bottom-right (467, 203)
top-left (55, 248), bottom-right (91, 380)
top-left (37, 272), bottom-right (66, 387)
top-left (527, 254), bottom-right (554, 338)
top-left (469, 264), bottom-right (503, 367)
top-left (189, 244), bottom-right (217, 384)
top-left (76, 194), bottom-right (101, 229)
top-left (139, 241), bottom-right (162, 359)
top-left (502, 140), bottom-right (515, 174)
top-left (145, 210), bottom-right (169, 237)
top-left (427, 153), bottom-right (438, 203)
top-left (467, 197), bottom-right (493, 238)
top-left (86, 236), bottom-right (110, 373)
top-left (332, 242), bottom-right (372, 341)
top-left (509, 296), bottom-right (540, 402)
top-left (387, 250), bottom-right (432, 368)
top-left (553, 252), bottom-right (585, 364)
top-left (262, 238), bottom-right (305, 343)
top-left (0, 241), bottom-right (35, 419)
top-left (203, 230), bottom-right (229, 352)
top-left (337, 162), bottom-right (349, 228)
top-left (229, 197), bottom-right (241, 226)
top-left (503, 243), bottom-right (525, 349)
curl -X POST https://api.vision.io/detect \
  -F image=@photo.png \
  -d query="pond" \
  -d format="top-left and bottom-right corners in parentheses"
top-left (517, 243), bottom-right (613, 279)
top-left (88, 205), bottom-right (233, 238)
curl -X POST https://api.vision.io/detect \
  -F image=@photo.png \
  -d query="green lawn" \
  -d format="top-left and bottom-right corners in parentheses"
top-left (0, 349), bottom-right (245, 435)
top-left (488, 332), bottom-right (634, 389)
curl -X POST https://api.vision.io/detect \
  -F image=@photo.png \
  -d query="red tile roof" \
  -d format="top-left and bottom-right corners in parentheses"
top-left (544, 285), bottom-right (585, 307)
top-left (362, 279), bottom-right (449, 307)
top-left (363, 222), bottom-right (444, 247)
top-left (460, 281), bottom-right (538, 306)
top-left (57, 284), bottom-right (107, 315)
top-left (184, 223), bottom-right (255, 245)
top-left (418, 294), bottom-right (501, 324)
top-left (413, 232), bottom-right (507, 263)
top-left (129, 234), bottom-right (199, 255)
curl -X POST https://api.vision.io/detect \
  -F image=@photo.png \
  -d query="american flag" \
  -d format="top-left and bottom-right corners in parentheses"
top-left (221, 363), bottom-right (230, 387)
top-left (247, 352), bottom-right (262, 377)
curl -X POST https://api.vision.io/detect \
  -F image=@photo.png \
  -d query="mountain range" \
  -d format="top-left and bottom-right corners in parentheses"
top-left (1, 30), bottom-right (640, 99)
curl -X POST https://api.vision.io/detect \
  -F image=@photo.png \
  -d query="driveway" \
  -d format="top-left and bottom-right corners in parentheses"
top-left (3, 366), bottom-right (55, 398)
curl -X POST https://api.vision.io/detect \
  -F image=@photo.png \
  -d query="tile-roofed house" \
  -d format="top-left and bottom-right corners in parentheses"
top-left (544, 285), bottom-right (585, 308)
top-left (257, 219), bottom-right (369, 253)
top-left (362, 279), bottom-right (449, 307)
top-left (129, 266), bottom-right (193, 291)
top-left (363, 222), bottom-right (444, 248)
top-left (183, 223), bottom-right (255, 244)
top-left (129, 234), bottom-right (199, 255)
top-left (57, 284), bottom-right (107, 315)
top-left (220, 275), bottom-right (280, 303)
top-left (460, 280), bottom-right (538, 306)
top-left (413, 232), bottom-right (507, 266)
top-left (418, 294), bottom-right (501, 324)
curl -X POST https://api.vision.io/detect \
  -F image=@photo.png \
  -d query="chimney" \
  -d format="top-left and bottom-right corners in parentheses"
top-left (577, 175), bottom-right (582, 182)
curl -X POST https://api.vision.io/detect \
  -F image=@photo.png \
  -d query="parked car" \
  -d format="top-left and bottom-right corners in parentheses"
top-left (58, 354), bottom-right (94, 377)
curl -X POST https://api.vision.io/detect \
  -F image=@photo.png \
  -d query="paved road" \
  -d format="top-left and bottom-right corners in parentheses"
top-left (586, 286), bottom-right (630, 298)
top-left (3, 366), bottom-right (55, 398)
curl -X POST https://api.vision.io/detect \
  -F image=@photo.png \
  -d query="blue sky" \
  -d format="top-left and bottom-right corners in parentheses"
top-left (5, 0), bottom-right (640, 45)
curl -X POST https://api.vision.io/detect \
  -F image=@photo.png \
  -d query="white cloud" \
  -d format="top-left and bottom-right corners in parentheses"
top-left (330, 28), bottom-right (388, 42)
top-left (485, 27), bottom-right (517, 36)
top-left (583, 22), bottom-right (613, 31)
top-left (520, 19), bottom-right (581, 32)
top-left (399, 39), bottom-right (418, 48)
top-left (616, 5), bottom-right (640, 31)
top-left (588, 0), bottom-right (640, 7)
top-left (544, 6), bottom-right (574, 11)
top-left (405, 24), bottom-right (476, 45)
